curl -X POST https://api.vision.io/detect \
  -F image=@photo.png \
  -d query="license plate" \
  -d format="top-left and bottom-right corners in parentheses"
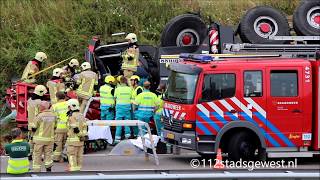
top-left (167, 133), bottom-right (175, 139)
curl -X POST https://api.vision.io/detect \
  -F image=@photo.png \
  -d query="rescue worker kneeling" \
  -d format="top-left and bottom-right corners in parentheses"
top-left (52, 92), bottom-right (68, 162)
top-left (31, 101), bottom-right (57, 172)
top-left (66, 99), bottom-right (88, 171)
top-left (99, 75), bottom-right (115, 120)
top-left (133, 81), bottom-right (158, 133)
top-left (5, 128), bottom-right (30, 174)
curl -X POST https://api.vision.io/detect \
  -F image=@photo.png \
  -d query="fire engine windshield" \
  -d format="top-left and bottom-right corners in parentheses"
top-left (164, 71), bottom-right (198, 104)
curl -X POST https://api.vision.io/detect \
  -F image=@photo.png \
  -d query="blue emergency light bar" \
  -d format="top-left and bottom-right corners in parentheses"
top-left (179, 53), bottom-right (213, 62)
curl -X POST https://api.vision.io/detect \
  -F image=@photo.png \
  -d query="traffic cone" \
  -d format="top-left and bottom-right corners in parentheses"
top-left (213, 148), bottom-right (225, 169)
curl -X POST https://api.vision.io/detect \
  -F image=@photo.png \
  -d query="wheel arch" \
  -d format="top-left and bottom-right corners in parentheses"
top-left (214, 121), bottom-right (266, 152)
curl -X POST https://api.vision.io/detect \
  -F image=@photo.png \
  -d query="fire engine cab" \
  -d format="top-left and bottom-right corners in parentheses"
top-left (162, 53), bottom-right (320, 161)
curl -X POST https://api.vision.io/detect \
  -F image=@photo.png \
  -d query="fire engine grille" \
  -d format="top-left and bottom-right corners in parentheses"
top-left (163, 117), bottom-right (183, 132)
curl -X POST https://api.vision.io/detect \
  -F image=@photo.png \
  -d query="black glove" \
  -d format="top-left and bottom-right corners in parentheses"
top-left (128, 56), bottom-right (133, 61)
top-left (73, 127), bottom-right (80, 134)
top-left (53, 143), bottom-right (57, 151)
top-left (79, 135), bottom-right (88, 141)
top-left (108, 107), bottom-right (115, 112)
top-left (31, 128), bottom-right (37, 132)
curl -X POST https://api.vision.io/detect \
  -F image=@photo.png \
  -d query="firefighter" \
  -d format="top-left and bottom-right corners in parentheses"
top-left (122, 33), bottom-right (139, 82)
top-left (114, 76), bottom-right (132, 143)
top-left (154, 84), bottom-right (166, 135)
top-left (76, 62), bottom-right (98, 113)
top-left (130, 75), bottom-right (143, 100)
top-left (5, 128), bottom-right (30, 174)
top-left (133, 81), bottom-right (158, 133)
top-left (47, 68), bottom-right (65, 104)
top-left (27, 85), bottom-right (47, 157)
top-left (31, 101), bottom-right (57, 172)
top-left (52, 92), bottom-right (68, 162)
top-left (63, 58), bottom-right (80, 78)
top-left (99, 75), bottom-right (115, 120)
top-left (66, 99), bottom-right (88, 171)
top-left (21, 52), bottom-right (47, 83)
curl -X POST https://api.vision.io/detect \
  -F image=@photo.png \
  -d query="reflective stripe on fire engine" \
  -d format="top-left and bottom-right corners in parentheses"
top-left (195, 97), bottom-right (295, 147)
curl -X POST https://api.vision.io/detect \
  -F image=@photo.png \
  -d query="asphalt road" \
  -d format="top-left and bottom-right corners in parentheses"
top-left (1, 146), bottom-right (319, 173)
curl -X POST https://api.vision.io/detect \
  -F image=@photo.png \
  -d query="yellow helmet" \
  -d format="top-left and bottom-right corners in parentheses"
top-left (34, 52), bottom-right (47, 62)
top-left (116, 75), bottom-right (123, 83)
top-left (130, 75), bottom-right (140, 81)
top-left (67, 99), bottom-right (80, 111)
top-left (53, 68), bottom-right (63, 77)
top-left (105, 75), bottom-right (115, 83)
top-left (125, 33), bottom-right (137, 43)
top-left (34, 85), bottom-right (48, 96)
top-left (81, 62), bottom-right (91, 70)
top-left (69, 59), bottom-right (79, 67)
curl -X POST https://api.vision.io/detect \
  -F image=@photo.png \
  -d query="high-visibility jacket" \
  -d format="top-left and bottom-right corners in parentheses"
top-left (114, 84), bottom-right (133, 105)
top-left (47, 79), bottom-right (65, 104)
top-left (134, 90), bottom-right (158, 112)
top-left (99, 84), bottom-right (115, 106)
top-left (156, 94), bottom-right (164, 115)
top-left (131, 86), bottom-right (143, 100)
top-left (21, 60), bottom-right (39, 83)
top-left (27, 99), bottom-right (42, 131)
top-left (121, 46), bottom-right (139, 72)
top-left (76, 70), bottom-right (98, 99)
top-left (66, 112), bottom-right (88, 146)
top-left (5, 139), bottom-right (30, 174)
top-left (51, 100), bottom-right (68, 133)
top-left (32, 110), bottom-right (57, 145)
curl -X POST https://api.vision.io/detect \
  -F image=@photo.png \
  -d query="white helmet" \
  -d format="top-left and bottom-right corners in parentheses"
top-left (125, 33), bottom-right (137, 43)
top-left (34, 52), bottom-right (47, 62)
top-left (67, 99), bottom-right (80, 111)
top-left (53, 68), bottom-right (63, 77)
top-left (81, 62), bottom-right (91, 71)
top-left (34, 85), bottom-right (48, 96)
top-left (69, 59), bottom-right (79, 68)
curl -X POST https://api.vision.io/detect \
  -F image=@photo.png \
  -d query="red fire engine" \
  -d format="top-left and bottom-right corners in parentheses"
top-left (162, 53), bottom-right (320, 160)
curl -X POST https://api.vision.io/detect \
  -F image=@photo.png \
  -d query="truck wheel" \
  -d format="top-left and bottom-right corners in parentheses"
top-left (161, 14), bottom-right (206, 47)
top-left (239, 6), bottom-right (290, 44)
top-left (227, 131), bottom-right (262, 161)
top-left (293, 0), bottom-right (320, 36)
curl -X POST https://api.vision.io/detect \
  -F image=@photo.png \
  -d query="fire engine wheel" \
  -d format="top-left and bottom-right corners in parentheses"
top-left (293, 0), bottom-right (320, 36)
top-left (239, 6), bottom-right (290, 44)
top-left (227, 131), bottom-right (262, 161)
top-left (160, 14), bottom-right (206, 47)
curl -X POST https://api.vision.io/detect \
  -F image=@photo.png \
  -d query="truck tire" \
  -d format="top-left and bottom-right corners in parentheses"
top-left (239, 6), bottom-right (290, 44)
top-left (227, 131), bottom-right (262, 161)
top-left (160, 14), bottom-right (206, 47)
top-left (293, 0), bottom-right (320, 36)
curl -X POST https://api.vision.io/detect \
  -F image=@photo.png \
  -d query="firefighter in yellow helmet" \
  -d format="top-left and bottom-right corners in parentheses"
top-left (31, 101), bottom-right (57, 172)
top-left (76, 62), bottom-right (98, 113)
top-left (122, 33), bottom-right (139, 82)
top-left (52, 92), bottom-right (68, 162)
top-left (47, 68), bottom-right (65, 104)
top-left (99, 75), bottom-right (115, 120)
top-left (27, 85), bottom-right (47, 158)
top-left (21, 52), bottom-right (47, 83)
top-left (66, 99), bottom-right (88, 171)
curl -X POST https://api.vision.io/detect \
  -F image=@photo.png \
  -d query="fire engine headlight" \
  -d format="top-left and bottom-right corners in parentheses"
top-left (182, 123), bottom-right (193, 129)
top-left (181, 138), bottom-right (192, 144)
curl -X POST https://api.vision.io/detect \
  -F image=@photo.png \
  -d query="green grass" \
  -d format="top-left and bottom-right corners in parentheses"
top-left (0, 0), bottom-right (300, 97)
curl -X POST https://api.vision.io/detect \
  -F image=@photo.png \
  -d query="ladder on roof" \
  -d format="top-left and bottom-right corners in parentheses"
top-left (223, 43), bottom-right (320, 58)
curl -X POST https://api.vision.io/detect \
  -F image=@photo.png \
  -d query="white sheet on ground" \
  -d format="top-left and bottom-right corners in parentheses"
top-left (130, 134), bottom-right (160, 150)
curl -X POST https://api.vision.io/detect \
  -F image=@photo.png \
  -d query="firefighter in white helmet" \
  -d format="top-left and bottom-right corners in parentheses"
top-left (122, 33), bottom-right (139, 83)
top-left (46, 68), bottom-right (65, 104)
top-left (21, 52), bottom-right (47, 83)
top-left (63, 59), bottom-right (80, 78)
top-left (66, 99), bottom-right (88, 171)
top-left (76, 62), bottom-right (98, 113)
top-left (27, 85), bottom-right (48, 158)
